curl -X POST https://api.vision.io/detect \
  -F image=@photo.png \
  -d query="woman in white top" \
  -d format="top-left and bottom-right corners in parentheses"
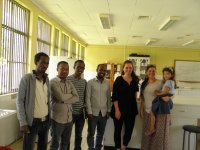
top-left (140, 65), bottom-right (171, 150)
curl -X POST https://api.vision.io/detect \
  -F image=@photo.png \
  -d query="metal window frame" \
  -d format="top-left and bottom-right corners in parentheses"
top-left (61, 33), bottom-right (69, 56)
top-left (0, 0), bottom-right (30, 95)
top-left (53, 28), bottom-right (59, 56)
top-left (37, 17), bottom-right (51, 54)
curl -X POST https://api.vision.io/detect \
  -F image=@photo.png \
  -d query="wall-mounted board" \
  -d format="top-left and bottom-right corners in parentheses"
top-left (175, 60), bottom-right (200, 82)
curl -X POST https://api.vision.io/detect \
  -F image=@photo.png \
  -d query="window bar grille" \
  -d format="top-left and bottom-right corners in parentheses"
top-left (72, 40), bottom-right (76, 58)
top-left (1, 0), bottom-right (29, 94)
top-left (61, 33), bottom-right (69, 56)
top-left (54, 28), bottom-right (59, 56)
top-left (82, 46), bottom-right (85, 60)
top-left (37, 17), bottom-right (51, 54)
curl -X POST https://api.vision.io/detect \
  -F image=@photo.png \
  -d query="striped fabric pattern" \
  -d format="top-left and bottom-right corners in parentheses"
top-left (67, 75), bottom-right (87, 114)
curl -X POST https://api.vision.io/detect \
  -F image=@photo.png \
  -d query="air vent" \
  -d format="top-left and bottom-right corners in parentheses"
top-left (132, 35), bottom-right (143, 38)
top-left (108, 37), bottom-right (116, 44)
top-left (138, 16), bottom-right (151, 20)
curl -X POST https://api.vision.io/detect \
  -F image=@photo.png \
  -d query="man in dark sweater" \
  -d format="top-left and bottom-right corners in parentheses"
top-left (67, 60), bottom-right (87, 150)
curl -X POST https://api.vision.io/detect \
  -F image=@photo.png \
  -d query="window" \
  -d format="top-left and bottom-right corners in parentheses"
top-left (61, 33), bottom-right (69, 56)
top-left (71, 40), bottom-right (77, 58)
top-left (77, 44), bottom-right (81, 59)
top-left (53, 28), bottom-right (59, 56)
top-left (0, 0), bottom-right (30, 95)
top-left (80, 46), bottom-right (85, 60)
top-left (37, 17), bottom-right (51, 55)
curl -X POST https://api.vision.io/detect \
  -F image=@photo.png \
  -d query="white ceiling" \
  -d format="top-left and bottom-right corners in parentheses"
top-left (31, 0), bottom-right (200, 49)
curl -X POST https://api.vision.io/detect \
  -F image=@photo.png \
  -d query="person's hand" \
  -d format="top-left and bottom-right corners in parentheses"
top-left (140, 109), bottom-right (144, 120)
top-left (106, 112), bottom-right (110, 118)
top-left (162, 96), bottom-right (170, 102)
top-left (115, 109), bottom-right (121, 120)
top-left (154, 90), bottom-right (159, 95)
top-left (20, 125), bottom-right (30, 134)
top-left (87, 114), bottom-right (93, 120)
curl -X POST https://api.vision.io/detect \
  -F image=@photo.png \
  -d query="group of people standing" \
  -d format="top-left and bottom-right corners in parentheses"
top-left (16, 52), bottom-right (174, 150)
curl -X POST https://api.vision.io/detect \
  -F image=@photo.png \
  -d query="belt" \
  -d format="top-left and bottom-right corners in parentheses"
top-left (33, 115), bottom-right (48, 122)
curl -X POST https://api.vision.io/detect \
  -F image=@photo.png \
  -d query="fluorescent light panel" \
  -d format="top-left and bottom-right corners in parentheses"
top-left (145, 38), bottom-right (157, 45)
top-left (99, 13), bottom-right (111, 29)
top-left (159, 16), bottom-right (181, 31)
top-left (182, 40), bottom-right (195, 46)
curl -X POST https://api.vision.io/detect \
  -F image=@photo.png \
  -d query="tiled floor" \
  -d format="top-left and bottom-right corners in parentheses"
top-left (8, 123), bottom-right (88, 150)
top-left (8, 123), bottom-right (200, 150)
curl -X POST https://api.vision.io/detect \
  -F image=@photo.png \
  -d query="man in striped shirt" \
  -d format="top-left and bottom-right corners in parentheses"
top-left (67, 60), bottom-right (87, 150)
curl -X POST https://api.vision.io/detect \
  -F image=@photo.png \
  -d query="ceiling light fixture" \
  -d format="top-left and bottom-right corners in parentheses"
top-left (182, 40), bottom-right (195, 46)
top-left (159, 16), bottom-right (181, 31)
top-left (145, 38), bottom-right (157, 45)
top-left (99, 13), bottom-right (111, 29)
top-left (108, 37), bottom-right (116, 44)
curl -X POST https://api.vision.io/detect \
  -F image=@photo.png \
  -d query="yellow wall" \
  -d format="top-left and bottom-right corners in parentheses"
top-left (85, 45), bottom-right (200, 75)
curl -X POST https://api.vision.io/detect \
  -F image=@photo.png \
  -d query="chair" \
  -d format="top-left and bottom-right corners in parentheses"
top-left (182, 125), bottom-right (200, 150)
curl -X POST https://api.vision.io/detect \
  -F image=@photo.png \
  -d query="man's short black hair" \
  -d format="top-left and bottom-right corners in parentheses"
top-left (57, 61), bottom-right (68, 69)
top-left (34, 52), bottom-right (49, 64)
top-left (96, 63), bottom-right (107, 70)
top-left (73, 60), bottom-right (85, 68)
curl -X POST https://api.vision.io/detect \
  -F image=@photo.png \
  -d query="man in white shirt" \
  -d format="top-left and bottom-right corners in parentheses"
top-left (16, 52), bottom-right (50, 150)
top-left (86, 64), bottom-right (111, 150)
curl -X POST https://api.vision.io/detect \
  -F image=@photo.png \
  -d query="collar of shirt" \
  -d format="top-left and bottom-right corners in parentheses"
top-left (56, 76), bottom-right (67, 83)
top-left (94, 77), bottom-right (106, 83)
top-left (72, 74), bottom-right (82, 80)
top-left (32, 70), bottom-right (48, 83)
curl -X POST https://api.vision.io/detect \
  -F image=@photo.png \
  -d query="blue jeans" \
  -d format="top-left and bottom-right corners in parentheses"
top-left (73, 114), bottom-right (85, 150)
top-left (50, 120), bottom-right (73, 150)
top-left (87, 115), bottom-right (107, 150)
top-left (67, 114), bottom-right (85, 150)
top-left (23, 119), bottom-right (49, 150)
top-left (152, 94), bottom-right (173, 114)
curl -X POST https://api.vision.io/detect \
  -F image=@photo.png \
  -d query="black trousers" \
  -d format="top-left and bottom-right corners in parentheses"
top-left (113, 115), bottom-right (136, 148)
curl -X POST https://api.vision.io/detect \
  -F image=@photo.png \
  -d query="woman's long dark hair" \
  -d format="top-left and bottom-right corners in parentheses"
top-left (140, 64), bottom-right (156, 98)
top-left (121, 60), bottom-right (139, 84)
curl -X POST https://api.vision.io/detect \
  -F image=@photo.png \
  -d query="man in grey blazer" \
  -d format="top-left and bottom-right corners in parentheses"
top-left (16, 52), bottom-right (50, 150)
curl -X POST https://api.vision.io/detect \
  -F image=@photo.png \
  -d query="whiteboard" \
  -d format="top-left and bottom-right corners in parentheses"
top-left (175, 60), bottom-right (200, 82)
top-left (48, 56), bottom-right (77, 80)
